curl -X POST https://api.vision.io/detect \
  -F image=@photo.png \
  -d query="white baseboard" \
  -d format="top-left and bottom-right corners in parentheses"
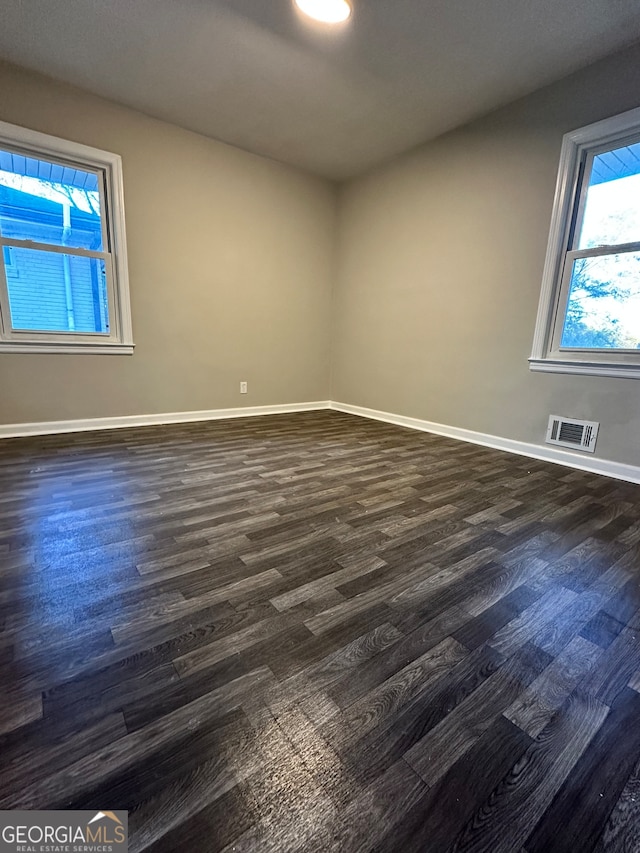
top-left (330, 401), bottom-right (640, 486)
top-left (0, 401), bottom-right (331, 439)
top-left (3, 398), bottom-right (638, 486)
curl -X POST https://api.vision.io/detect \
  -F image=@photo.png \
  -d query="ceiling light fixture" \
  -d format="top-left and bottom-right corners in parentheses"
top-left (294, 0), bottom-right (352, 24)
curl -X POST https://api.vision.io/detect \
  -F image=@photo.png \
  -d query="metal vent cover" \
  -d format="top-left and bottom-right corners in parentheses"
top-left (546, 415), bottom-right (599, 453)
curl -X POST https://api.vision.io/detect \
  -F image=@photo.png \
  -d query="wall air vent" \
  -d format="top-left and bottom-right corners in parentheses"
top-left (546, 415), bottom-right (599, 453)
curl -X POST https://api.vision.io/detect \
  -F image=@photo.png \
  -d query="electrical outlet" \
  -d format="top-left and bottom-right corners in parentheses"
top-left (240, 381), bottom-right (248, 394)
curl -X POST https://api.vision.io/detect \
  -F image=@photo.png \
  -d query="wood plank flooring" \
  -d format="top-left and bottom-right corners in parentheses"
top-left (1, 410), bottom-right (640, 852)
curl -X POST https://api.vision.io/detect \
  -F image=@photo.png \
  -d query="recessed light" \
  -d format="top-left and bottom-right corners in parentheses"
top-left (294, 0), bottom-right (352, 24)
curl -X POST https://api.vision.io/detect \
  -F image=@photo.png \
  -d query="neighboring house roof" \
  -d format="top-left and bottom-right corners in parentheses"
top-left (0, 183), bottom-right (101, 232)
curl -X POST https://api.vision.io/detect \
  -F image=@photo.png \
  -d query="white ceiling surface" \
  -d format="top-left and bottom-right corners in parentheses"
top-left (1, 1), bottom-right (640, 179)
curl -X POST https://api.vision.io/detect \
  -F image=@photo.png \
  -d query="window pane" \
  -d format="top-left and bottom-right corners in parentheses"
top-left (0, 148), bottom-right (103, 251)
top-left (578, 142), bottom-right (640, 249)
top-left (561, 252), bottom-right (640, 349)
top-left (6, 247), bottom-right (109, 333)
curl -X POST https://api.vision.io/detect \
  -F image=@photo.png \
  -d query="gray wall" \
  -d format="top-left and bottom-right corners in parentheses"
top-left (0, 61), bottom-right (336, 424)
top-left (332, 42), bottom-right (640, 467)
top-left (2, 46), bottom-right (640, 468)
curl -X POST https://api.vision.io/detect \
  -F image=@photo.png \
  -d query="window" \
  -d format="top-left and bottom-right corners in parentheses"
top-left (0, 120), bottom-right (133, 354)
top-left (530, 106), bottom-right (640, 378)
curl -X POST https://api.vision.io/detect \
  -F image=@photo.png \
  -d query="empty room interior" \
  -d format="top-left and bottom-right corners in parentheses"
top-left (3, 0), bottom-right (640, 850)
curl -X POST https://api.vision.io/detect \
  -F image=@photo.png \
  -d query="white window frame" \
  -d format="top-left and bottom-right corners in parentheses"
top-left (0, 120), bottom-right (134, 355)
top-left (530, 105), bottom-right (640, 379)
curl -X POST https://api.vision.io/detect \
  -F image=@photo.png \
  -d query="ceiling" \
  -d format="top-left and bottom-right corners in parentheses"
top-left (1, 0), bottom-right (640, 180)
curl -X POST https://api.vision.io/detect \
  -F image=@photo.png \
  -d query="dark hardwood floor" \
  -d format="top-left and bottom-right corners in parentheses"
top-left (1, 410), bottom-right (640, 852)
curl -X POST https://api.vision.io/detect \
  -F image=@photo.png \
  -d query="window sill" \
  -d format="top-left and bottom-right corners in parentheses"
top-left (529, 357), bottom-right (640, 379)
top-left (0, 341), bottom-right (134, 355)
